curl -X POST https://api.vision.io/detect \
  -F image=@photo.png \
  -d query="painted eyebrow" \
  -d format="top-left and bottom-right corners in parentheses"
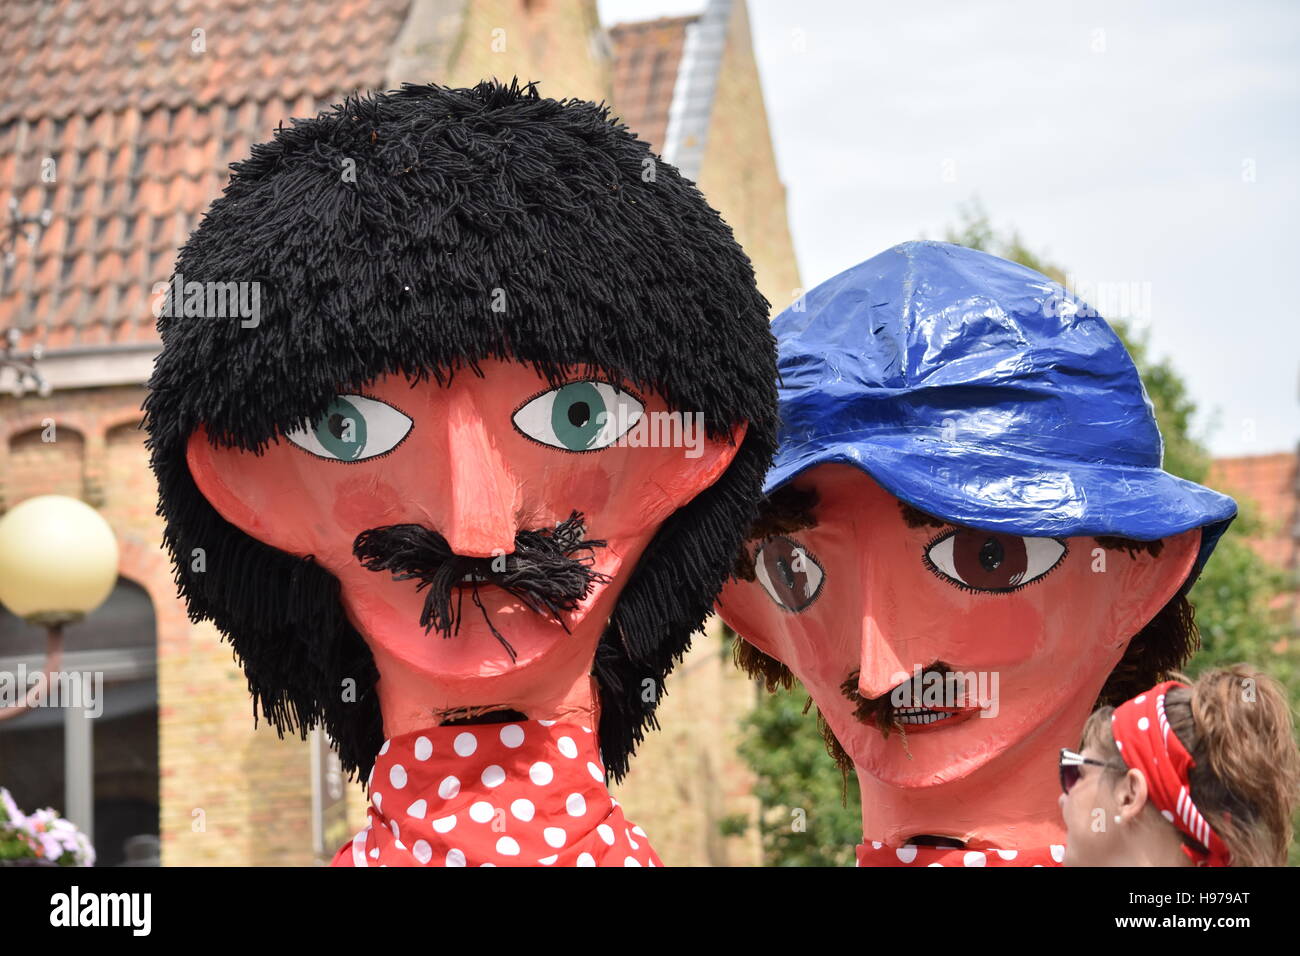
top-left (898, 501), bottom-right (949, 530)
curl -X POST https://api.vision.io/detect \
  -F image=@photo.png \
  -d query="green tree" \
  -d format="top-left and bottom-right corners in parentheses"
top-left (722, 627), bottom-right (860, 867)
top-left (733, 198), bottom-right (1294, 865)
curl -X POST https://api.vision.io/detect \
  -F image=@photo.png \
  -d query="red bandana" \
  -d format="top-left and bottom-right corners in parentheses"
top-left (332, 718), bottom-right (661, 867)
top-left (1110, 681), bottom-right (1231, 867)
top-left (856, 841), bottom-right (1064, 867)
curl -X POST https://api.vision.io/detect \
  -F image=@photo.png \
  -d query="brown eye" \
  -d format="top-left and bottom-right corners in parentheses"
top-left (926, 530), bottom-right (1065, 592)
top-left (754, 536), bottom-right (825, 612)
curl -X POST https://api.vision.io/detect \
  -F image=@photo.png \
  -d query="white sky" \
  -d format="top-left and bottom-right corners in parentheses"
top-left (598, 0), bottom-right (1300, 458)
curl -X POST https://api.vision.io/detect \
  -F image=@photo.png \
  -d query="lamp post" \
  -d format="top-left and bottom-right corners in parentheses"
top-left (0, 495), bottom-right (120, 841)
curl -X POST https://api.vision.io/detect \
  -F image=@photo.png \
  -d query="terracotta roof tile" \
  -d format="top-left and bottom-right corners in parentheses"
top-left (608, 15), bottom-right (695, 157)
top-left (0, 0), bottom-right (411, 351)
top-left (1208, 452), bottom-right (1299, 573)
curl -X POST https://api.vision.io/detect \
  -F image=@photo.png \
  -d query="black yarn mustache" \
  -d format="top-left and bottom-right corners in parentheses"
top-left (352, 511), bottom-right (611, 663)
top-left (841, 662), bottom-right (956, 740)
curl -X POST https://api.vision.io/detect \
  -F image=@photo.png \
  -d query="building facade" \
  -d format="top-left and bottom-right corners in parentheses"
top-left (0, 0), bottom-right (799, 866)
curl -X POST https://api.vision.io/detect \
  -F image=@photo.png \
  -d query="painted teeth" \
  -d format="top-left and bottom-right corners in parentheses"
top-left (894, 710), bottom-right (955, 725)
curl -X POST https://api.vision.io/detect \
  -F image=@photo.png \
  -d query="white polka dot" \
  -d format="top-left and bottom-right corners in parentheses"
top-left (372, 791), bottom-right (382, 811)
top-left (597, 824), bottom-right (615, 845)
top-left (412, 840), bottom-right (432, 864)
top-left (927, 862), bottom-right (944, 867)
top-left (995, 849), bottom-right (1018, 860)
top-left (1162, 809), bottom-right (1175, 823)
top-left (438, 776), bottom-right (460, 800)
top-left (1135, 695), bottom-right (1146, 704)
top-left (453, 732), bottom-right (477, 757)
top-left (369, 847), bottom-right (379, 859)
top-left (557, 736), bottom-right (578, 759)
top-left (1137, 716), bottom-right (1150, 731)
top-left (530, 761), bottom-right (554, 785)
top-left (432, 815), bottom-right (457, 833)
top-left (469, 801), bottom-right (495, 824)
top-left (581, 726), bottom-right (592, 734)
top-left (587, 762), bottom-right (604, 782)
top-left (378, 740), bottom-right (390, 756)
top-left (626, 829), bottom-right (639, 850)
top-left (394, 839), bottom-right (406, 851)
top-left (1116, 740), bottom-right (1124, 751)
top-left (543, 827), bottom-right (567, 848)
top-left (631, 825), bottom-right (646, 837)
top-left (414, 736), bottom-right (433, 761)
top-left (1050, 844), bottom-right (1065, 862)
top-left (624, 856), bottom-right (641, 866)
top-left (538, 719), bottom-right (557, 726)
top-left (896, 845), bottom-right (918, 864)
top-left (539, 855), bottom-right (558, 865)
top-left (481, 765), bottom-right (506, 788)
top-left (871, 840), bottom-right (883, 849)
top-left (446, 848), bottom-right (466, 866)
top-left (565, 793), bottom-right (587, 817)
top-left (500, 725), bottom-right (525, 748)
top-left (389, 820), bottom-right (400, 838)
top-left (480, 862), bottom-right (495, 867)
top-left (963, 851), bottom-right (986, 867)
top-left (406, 799), bottom-right (427, 819)
top-left (389, 764), bottom-right (407, 789)
top-left (511, 798), bottom-right (535, 822)
top-left (577, 852), bottom-right (596, 867)
top-left (496, 836), bottom-right (520, 856)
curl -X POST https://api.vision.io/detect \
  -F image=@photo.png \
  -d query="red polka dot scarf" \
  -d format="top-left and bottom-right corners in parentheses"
top-left (856, 841), bottom-right (1064, 867)
top-left (333, 719), bottom-right (662, 867)
top-left (1110, 681), bottom-right (1231, 867)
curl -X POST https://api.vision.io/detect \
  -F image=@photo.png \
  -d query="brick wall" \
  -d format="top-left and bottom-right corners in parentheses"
top-left (427, 0), bottom-right (612, 104)
top-left (0, 383), bottom-right (318, 866)
top-left (696, 0), bottom-right (802, 313)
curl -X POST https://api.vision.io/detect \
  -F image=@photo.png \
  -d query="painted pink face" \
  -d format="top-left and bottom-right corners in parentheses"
top-left (187, 359), bottom-right (742, 727)
top-left (717, 463), bottom-right (1199, 792)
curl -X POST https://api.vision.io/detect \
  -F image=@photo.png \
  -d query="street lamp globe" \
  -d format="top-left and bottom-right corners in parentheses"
top-left (0, 494), bottom-right (119, 626)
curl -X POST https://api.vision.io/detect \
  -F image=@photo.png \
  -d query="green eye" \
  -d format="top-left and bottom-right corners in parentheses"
top-left (284, 395), bottom-right (412, 462)
top-left (315, 397), bottom-right (368, 459)
top-left (513, 381), bottom-right (644, 452)
top-left (550, 382), bottom-right (604, 451)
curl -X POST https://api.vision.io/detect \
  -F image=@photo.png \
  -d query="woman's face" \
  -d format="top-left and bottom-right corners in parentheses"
top-left (1060, 745), bottom-right (1125, 866)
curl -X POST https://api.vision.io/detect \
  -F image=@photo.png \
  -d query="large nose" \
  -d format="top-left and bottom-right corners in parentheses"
top-left (441, 391), bottom-right (520, 557)
top-left (856, 557), bottom-right (910, 701)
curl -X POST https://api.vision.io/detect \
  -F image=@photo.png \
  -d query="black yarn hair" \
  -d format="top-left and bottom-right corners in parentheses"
top-left (142, 78), bottom-right (779, 784)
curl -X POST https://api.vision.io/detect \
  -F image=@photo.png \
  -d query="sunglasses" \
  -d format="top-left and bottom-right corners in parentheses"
top-left (1059, 748), bottom-right (1126, 794)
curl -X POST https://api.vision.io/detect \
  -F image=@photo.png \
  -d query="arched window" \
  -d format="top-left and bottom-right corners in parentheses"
top-left (0, 576), bottom-right (159, 866)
